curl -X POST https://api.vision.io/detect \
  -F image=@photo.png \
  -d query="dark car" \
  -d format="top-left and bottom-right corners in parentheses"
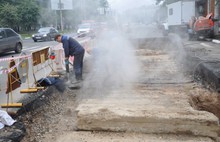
top-left (0, 28), bottom-right (23, 54)
top-left (32, 27), bottom-right (59, 42)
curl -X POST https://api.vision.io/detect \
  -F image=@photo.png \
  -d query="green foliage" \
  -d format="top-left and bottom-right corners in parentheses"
top-left (17, 0), bottom-right (40, 30)
top-left (0, 3), bottom-right (19, 28)
top-left (0, 0), bottom-right (19, 5)
top-left (0, 0), bottom-right (40, 31)
top-left (0, 0), bottom-right (110, 31)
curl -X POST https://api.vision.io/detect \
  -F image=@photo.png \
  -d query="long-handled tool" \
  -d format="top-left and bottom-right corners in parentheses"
top-left (65, 59), bottom-right (81, 89)
top-left (65, 59), bottom-right (70, 82)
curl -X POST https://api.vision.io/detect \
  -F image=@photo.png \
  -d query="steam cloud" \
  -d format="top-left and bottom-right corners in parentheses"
top-left (80, 30), bottom-right (140, 98)
top-left (109, 0), bottom-right (155, 12)
top-left (76, 0), bottom-right (158, 100)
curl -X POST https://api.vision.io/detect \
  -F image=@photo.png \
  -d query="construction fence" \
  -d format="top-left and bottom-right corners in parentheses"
top-left (0, 37), bottom-right (92, 109)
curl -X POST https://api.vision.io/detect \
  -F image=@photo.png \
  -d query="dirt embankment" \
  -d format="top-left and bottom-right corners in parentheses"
top-left (190, 88), bottom-right (220, 120)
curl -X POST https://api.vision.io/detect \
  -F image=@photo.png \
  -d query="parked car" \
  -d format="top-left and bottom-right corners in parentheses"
top-left (0, 28), bottom-right (23, 54)
top-left (77, 23), bottom-right (95, 38)
top-left (32, 27), bottom-right (59, 42)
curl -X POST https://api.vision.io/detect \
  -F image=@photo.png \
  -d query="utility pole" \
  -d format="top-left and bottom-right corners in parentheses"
top-left (81, 0), bottom-right (86, 20)
top-left (59, 0), bottom-right (63, 31)
top-left (55, 10), bottom-right (58, 29)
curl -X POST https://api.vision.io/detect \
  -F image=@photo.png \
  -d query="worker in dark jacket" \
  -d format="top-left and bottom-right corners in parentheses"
top-left (55, 34), bottom-right (85, 82)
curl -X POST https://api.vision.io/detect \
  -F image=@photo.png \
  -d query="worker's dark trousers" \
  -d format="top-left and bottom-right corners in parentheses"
top-left (74, 50), bottom-right (85, 81)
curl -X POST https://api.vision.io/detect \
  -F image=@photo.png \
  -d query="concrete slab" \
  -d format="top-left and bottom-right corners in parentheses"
top-left (76, 86), bottom-right (219, 139)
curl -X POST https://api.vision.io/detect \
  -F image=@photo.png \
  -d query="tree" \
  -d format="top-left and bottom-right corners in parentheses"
top-left (0, 0), bottom-right (19, 5)
top-left (0, 3), bottom-right (19, 29)
top-left (0, 0), bottom-right (40, 31)
top-left (17, 0), bottom-right (40, 31)
top-left (99, 0), bottom-right (109, 14)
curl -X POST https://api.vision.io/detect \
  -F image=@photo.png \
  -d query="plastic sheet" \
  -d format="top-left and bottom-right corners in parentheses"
top-left (0, 122), bottom-right (4, 129)
top-left (0, 110), bottom-right (16, 128)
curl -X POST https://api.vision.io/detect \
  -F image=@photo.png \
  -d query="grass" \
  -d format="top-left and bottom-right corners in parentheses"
top-left (19, 32), bottom-right (35, 39)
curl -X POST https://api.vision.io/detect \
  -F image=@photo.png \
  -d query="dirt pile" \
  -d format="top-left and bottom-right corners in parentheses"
top-left (190, 88), bottom-right (220, 119)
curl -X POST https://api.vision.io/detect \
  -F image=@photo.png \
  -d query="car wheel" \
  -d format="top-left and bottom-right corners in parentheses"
top-left (34, 40), bottom-right (37, 42)
top-left (15, 43), bottom-right (22, 53)
top-left (49, 36), bottom-right (52, 41)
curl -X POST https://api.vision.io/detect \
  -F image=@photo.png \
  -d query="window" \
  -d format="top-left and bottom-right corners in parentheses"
top-left (169, 8), bottom-right (173, 15)
top-left (0, 30), bottom-right (6, 38)
top-left (5, 29), bottom-right (17, 37)
top-left (50, 28), bottom-right (55, 33)
top-left (38, 28), bottom-right (50, 33)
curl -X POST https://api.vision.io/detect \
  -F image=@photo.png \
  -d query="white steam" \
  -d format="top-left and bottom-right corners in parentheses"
top-left (82, 30), bottom-right (140, 97)
top-left (109, 0), bottom-right (155, 12)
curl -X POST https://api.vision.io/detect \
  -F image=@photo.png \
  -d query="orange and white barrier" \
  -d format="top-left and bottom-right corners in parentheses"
top-left (0, 36), bottom-right (94, 108)
top-left (0, 46), bottom-right (58, 108)
top-left (0, 55), bottom-right (31, 62)
top-left (0, 55), bottom-right (31, 75)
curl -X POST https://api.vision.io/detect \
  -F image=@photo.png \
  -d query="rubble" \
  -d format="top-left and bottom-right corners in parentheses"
top-left (0, 122), bottom-right (25, 142)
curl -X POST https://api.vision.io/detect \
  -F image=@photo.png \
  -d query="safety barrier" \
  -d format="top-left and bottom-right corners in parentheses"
top-left (0, 46), bottom-right (58, 109)
top-left (20, 46), bottom-right (53, 93)
top-left (1, 59), bottom-right (23, 108)
top-left (0, 54), bottom-right (32, 109)
top-left (0, 37), bottom-right (93, 109)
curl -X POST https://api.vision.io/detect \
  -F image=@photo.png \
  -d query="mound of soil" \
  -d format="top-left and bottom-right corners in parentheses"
top-left (189, 88), bottom-right (220, 119)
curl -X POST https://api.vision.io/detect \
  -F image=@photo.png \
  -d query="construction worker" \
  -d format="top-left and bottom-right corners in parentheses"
top-left (188, 16), bottom-right (196, 39)
top-left (55, 34), bottom-right (85, 83)
top-left (189, 16), bottom-right (196, 30)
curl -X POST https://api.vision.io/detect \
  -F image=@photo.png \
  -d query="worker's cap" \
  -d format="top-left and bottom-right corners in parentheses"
top-left (54, 34), bottom-right (61, 41)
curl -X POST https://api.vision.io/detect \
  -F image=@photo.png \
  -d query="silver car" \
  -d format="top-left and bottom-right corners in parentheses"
top-left (77, 23), bottom-right (95, 38)
top-left (0, 28), bottom-right (23, 54)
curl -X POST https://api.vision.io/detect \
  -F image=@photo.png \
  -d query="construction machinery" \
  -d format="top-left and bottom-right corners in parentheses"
top-left (188, 13), bottom-right (215, 40)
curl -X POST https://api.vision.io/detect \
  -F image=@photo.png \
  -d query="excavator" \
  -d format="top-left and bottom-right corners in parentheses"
top-left (188, 13), bottom-right (215, 40)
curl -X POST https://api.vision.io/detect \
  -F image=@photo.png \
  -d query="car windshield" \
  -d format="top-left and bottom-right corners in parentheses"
top-left (38, 28), bottom-right (50, 32)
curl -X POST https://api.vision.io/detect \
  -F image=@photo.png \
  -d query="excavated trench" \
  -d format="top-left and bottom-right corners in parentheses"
top-left (75, 36), bottom-right (220, 140)
top-left (136, 36), bottom-right (220, 122)
top-left (17, 35), bottom-right (220, 142)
